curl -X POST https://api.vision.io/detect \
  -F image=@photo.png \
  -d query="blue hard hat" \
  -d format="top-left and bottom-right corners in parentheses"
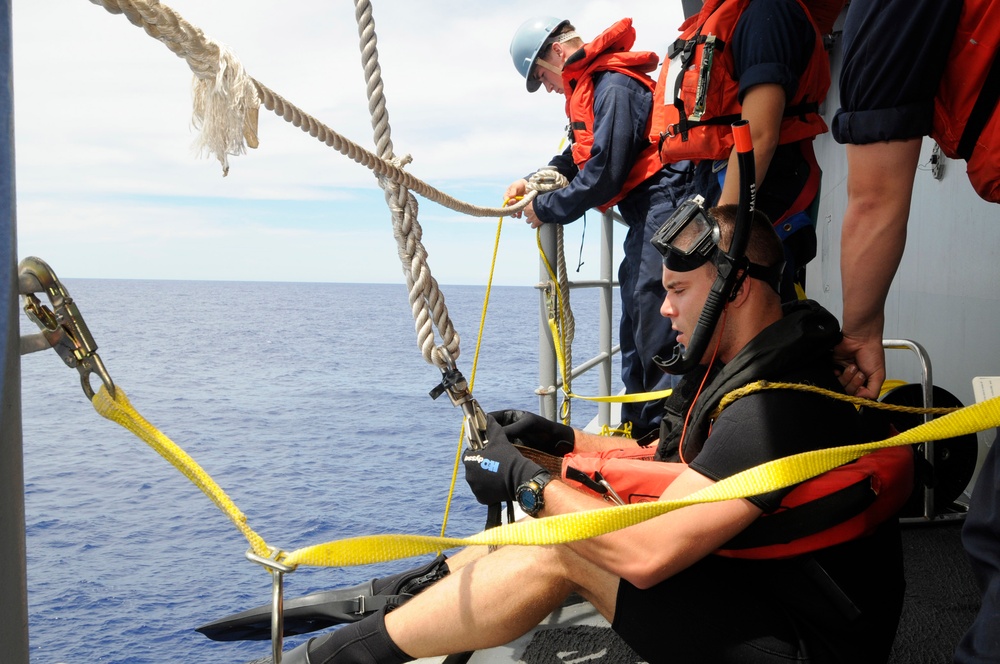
top-left (510, 16), bottom-right (570, 93)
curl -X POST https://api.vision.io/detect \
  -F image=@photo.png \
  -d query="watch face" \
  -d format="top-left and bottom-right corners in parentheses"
top-left (519, 486), bottom-right (539, 512)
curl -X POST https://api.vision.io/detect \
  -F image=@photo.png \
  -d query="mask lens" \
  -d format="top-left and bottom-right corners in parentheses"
top-left (650, 198), bottom-right (719, 272)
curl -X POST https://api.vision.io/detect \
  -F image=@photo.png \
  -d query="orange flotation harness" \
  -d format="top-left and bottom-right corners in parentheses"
top-left (564, 301), bottom-right (914, 560)
top-left (931, 0), bottom-right (1000, 202)
top-left (560, 19), bottom-right (665, 212)
top-left (561, 444), bottom-right (913, 560)
top-left (650, 0), bottom-right (830, 164)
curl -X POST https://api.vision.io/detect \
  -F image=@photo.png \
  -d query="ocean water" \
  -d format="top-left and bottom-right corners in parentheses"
top-left (20, 279), bottom-right (620, 664)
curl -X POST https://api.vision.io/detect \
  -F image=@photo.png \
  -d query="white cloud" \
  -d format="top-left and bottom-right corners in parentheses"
top-left (11, 0), bottom-right (684, 283)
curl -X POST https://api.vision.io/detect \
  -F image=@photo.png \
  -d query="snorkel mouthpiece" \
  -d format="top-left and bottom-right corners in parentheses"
top-left (653, 120), bottom-right (757, 375)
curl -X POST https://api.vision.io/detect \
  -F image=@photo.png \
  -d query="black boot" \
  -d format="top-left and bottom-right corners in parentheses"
top-left (197, 554), bottom-right (449, 641)
top-left (372, 553), bottom-right (450, 596)
top-left (297, 607), bottom-right (413, 664)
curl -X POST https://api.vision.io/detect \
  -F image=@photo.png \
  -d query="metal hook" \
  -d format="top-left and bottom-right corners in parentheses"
top-left (18, 256), bottom-right (116, 400)
top-left (428, 356), bottom-right (488, 450)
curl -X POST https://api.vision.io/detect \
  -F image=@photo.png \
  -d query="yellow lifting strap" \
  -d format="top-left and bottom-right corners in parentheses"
top-left (92, 380), bottom-right (1000, 570)
top-left (92, 386), bottom-right (272, 559)
top-left (283, 389), bottom-right (1000, 567)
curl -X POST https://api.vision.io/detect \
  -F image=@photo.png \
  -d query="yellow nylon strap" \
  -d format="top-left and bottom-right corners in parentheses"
top-left (92, 386), bottom-right (271, 558)
top-left (282, 393), bottom-right (1000, 568)
top-left (577, 387), bottom-right (674, 403)
top-left (91, 380), bottom-right (1000, 571)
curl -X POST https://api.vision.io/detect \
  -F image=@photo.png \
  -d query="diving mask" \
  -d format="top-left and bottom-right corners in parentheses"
top-left (650, 195), bottom-right (721, 272)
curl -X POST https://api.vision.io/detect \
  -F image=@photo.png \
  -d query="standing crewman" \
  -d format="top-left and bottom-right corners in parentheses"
top-left (653, 0), bottom-right (840, 301)
top-left (505, 17), bottom-right (715, 440)
top-left (826, 1), bottom-right (1000, 660)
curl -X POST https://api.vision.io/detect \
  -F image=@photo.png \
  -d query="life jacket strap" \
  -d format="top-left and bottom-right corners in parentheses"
top-left (957, 48), bottom-right (1000, 160)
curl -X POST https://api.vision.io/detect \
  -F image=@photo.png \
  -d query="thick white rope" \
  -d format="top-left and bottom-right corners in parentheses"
top-left (87, 0), bottom-right (571, 369)
top-left (353, 0), bottom-right (457, 366)
top-left (87, 0), bottom-right (568, 218)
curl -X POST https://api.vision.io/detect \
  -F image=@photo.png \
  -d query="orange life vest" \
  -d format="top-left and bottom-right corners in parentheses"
top-left (931, 0), bottom-right (1000, 202)
top-left (560, 19), bottom-right (666, 212)
top-left (651, 0), bottom-right (831, 164)
top-left (561, 444), bottom-right (914, 560)
top-left (804, 0), bottom-right (847, 36)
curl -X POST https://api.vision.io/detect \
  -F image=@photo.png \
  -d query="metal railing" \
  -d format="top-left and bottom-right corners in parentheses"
top-left (535, 209), bottom-right (622, 429)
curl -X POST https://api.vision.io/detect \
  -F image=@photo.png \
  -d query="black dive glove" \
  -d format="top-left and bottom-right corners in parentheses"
top-left (463, 415), bottom-right (544, 505)
top-left (489, 409), bottom-right (576, 457)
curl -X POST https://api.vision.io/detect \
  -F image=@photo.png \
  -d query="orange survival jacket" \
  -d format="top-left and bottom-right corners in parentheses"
top-left (560, 19), bottom-right (665, 212)
top-left (651, 0), bottom-right (831, 164)
top-left (932, 0), bottom-right (1000, 202)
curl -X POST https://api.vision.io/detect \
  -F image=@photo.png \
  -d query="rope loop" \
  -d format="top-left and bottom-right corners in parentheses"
top-left (711, 380), bottom-right (963, 420)
top-left (527, 167), bottom-right (570, 194)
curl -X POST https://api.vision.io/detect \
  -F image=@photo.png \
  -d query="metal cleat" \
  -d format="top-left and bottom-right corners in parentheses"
top-left (245, 547), bottom-right (296, 664)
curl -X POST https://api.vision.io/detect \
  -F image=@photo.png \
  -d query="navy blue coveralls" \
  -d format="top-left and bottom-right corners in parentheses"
top-left (533, 70), bottom-right (710, 438)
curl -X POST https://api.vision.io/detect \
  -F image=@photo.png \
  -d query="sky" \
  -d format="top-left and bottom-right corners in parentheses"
top-left (10, 0), bottom-right (688, 286)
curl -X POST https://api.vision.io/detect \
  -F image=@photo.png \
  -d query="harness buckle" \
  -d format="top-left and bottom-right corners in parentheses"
top-left (18, 256), bottom-right (116, 400)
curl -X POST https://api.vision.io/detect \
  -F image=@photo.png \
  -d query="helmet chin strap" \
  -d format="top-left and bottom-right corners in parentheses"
top-left (535, 31), bottom-right (579, 79)
top-left (535, 57), bottom-right (563, 77)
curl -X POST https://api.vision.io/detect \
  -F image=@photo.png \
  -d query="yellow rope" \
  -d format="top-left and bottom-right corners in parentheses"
top-left (599, 422), bottom-right (633, 438)
top-left (439, 212), bottom-right (506, 538)
top-left (711, 380), bottom-right (961, 420)
top-left (535, 230), bottom-right (573, 408)
top-left (91, 380), bottom-right (1000, 570)
top-left (534, 230), bottom-right (672, 413)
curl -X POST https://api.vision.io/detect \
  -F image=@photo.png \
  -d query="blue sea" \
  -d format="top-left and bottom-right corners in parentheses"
top-left (20, 279), bottom-right (621, 664)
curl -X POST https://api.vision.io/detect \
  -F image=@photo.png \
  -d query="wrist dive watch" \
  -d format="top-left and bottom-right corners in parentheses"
top-left (516, 470), bottom-right (553, 517)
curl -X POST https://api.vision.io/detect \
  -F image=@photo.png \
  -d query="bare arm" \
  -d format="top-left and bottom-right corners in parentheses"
top-left (718, 83), bottom-right (785, 206)
top-left (835, 139), bottom-right (921, 399)
top-left (540, 466), bottom-right (761, 589)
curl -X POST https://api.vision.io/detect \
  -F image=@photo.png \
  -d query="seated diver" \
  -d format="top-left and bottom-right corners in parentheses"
top-left (200, 203), bottom-right (907, 663)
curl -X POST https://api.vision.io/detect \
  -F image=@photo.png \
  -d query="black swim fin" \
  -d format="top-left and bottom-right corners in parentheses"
top-left (196, 554), bottom-right (449, 642)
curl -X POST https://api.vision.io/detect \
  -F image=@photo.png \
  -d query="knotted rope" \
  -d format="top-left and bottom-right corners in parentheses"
top-left (353, 0), bottom-right (458, 366)
top-left (87, 0), bottom-right (568, 219)
top-left (88, 0), bottom-right (570, 368)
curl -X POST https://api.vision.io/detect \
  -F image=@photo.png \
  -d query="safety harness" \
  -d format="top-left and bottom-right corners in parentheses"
top-left (562, 301), bottom-right (914, 560)
top-left (650, 0), bottom-right (830, 164)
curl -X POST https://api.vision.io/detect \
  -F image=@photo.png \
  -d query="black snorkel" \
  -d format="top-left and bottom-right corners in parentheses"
top-left (655, 120), bottom-right (756, 375)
